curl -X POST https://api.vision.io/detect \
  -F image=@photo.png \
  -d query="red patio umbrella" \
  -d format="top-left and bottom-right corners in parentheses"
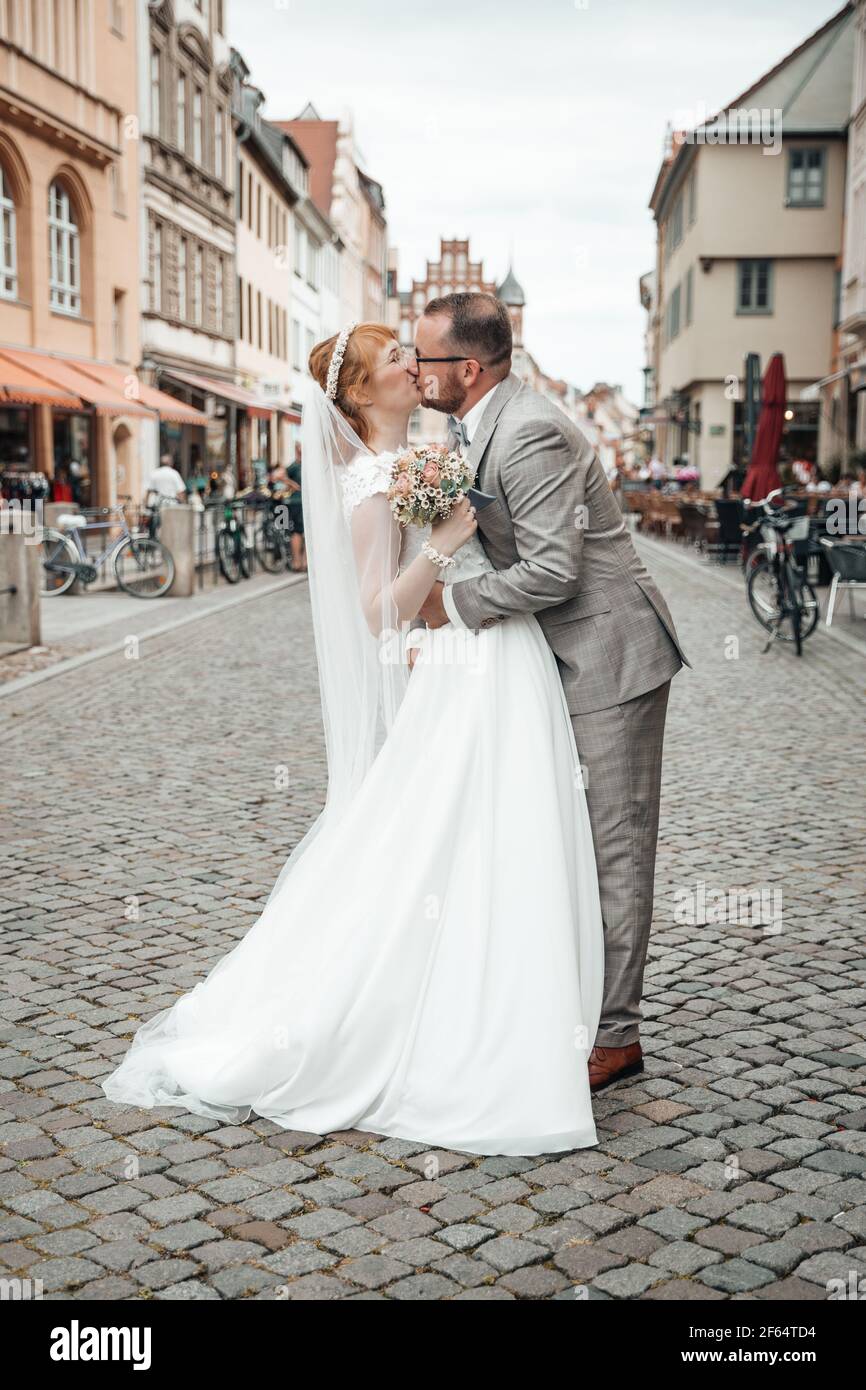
top-left (741, 352), bottom-right (786, 501)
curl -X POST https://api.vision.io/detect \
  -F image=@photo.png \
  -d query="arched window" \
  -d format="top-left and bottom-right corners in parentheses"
top-left (0, 164), bottom-right (17, 299)
top-left (48, 180), bottom-right (80, 315)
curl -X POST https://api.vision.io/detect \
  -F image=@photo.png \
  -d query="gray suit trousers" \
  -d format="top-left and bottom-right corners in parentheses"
top-left (570, 679), bottom-right (671, 1048)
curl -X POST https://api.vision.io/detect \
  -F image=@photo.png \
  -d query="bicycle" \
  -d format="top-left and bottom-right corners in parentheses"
top-left (216, 498), bottom-right (251, 583)
top-left (741, 488), bottom-right (818, 656)
top-left (38, 501), bottom-right (175, 599)
top-left (253, 495), bottom-right (291, 574)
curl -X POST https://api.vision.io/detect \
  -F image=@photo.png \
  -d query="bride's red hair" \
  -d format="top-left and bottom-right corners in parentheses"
top-left (309, 324), bottom-right (398, 448)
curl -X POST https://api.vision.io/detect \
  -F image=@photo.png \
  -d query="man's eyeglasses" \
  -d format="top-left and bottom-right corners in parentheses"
top-left (413, 355), bottom-right (485, 372)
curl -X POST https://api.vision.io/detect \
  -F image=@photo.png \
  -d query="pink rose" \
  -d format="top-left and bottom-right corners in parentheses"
top-left (421, 461), bottom-right (441, 486)
top-left (394, 473), bottom-right (412, 496)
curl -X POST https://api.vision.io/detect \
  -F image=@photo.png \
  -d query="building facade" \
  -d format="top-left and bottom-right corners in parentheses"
top-left (138, 0), bottom-right (241, 488)
top-left (279, 104), bottom-right (386, 332)
top-left (818, 0), bottom-right (866, 465)
top-left (0, 0), bottom-right (149, 505)
top-left (231, 51), bottom-right (308, 471)
top-left (648, 5), bottom-right (855, 489)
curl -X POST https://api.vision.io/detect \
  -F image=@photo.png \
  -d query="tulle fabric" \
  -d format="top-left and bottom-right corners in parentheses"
top-left (262, 378), bottom-right (410, 909)
top-left (101, 610), bottom-right (604, 1156)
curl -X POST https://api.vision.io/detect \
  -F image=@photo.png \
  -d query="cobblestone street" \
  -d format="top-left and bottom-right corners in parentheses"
top-left (2, 537), bottom-right (865, 1302)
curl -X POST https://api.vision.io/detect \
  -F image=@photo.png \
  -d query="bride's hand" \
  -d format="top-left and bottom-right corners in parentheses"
top-left (430, 496), bottom-right (477, 557)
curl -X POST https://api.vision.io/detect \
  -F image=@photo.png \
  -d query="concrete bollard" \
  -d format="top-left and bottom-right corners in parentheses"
top-left (159, 505), bottom-right (196, 598)
top-left (0, 531), bottom-right (41, 650)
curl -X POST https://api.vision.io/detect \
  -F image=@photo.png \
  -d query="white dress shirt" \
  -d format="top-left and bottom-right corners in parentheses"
top-left (441, 390), bottom-right (497, 628)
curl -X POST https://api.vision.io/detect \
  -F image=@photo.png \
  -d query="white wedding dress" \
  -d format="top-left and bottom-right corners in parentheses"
top-left (102, 451), bottom-right (605, 1156)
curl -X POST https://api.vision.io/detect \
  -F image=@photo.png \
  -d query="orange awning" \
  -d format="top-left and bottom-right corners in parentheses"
top-left (0, 347), bottom-right (153, 416)
top-left (0, 347), bottom-right (209, 425)
top-left (0, 350), bottom-right (84, 408)
top-left (77, 360), bottom-right (208, 427)
top-left (165, 368), bottom-right (273, 419)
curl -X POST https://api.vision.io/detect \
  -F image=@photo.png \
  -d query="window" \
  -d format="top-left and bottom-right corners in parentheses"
top-left (256, 182), bottom-right (262, 239)
top-left (292, 318), bottom-right (301, 369)
top-left (52, 0), bottom-right (61, 68)
top-left (237, 274), bottom-right (244, 339)
top-left (257, 289), bottom-right (263, 349)
top-left (48, 181), bottom-right (80, 315)
top-left (307, 241), bottom-right (319, 289)
top-left (671, 194), bottom-right (683, 249)
top-left (305, 327), bottom-right (315, 367)
top-left (737, 258), bottom-right (773, 314)
top-left (113, 289), bottom-right (125, 359)
top-left (294, 222), bottom-right (304, 278)
top-left (177, 235), bottom-right (187, 319)
top-left (685, 265), bottom-right (693, 326)
top-left (150, 47), bottom-right (161, 135)
top-left (150, 218), bottom-right (162, 312)
top-left (668, 283), bottom-right (681, 340)
top-left (0, 164), bottom-right (17, 299)
top-left (215, 257), bottom-right (224, 333)
top-left (176, 71), bottom-right (187, 153)
top-left (192, 86), bottom-right (203, 166)
top-left (192, 245), bottom-right (203, 325)
top-left (787, 147), bottom-right (825, 207)
top-left (109, 161), bottom-right (125, 215)
top-left (214, 107), bottom-right (224, 180)
top-left (110, 0), bottom-right (124, 35)
top-left (687, 169), bottom-right (697, 226)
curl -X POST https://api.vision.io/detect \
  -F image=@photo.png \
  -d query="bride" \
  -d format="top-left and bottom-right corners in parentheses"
top-left (101, 322), bottom-right (605, 1157)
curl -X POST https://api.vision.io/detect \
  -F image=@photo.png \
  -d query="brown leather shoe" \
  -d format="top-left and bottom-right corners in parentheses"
top-left (588, 1042), bottom-right (643, 1092)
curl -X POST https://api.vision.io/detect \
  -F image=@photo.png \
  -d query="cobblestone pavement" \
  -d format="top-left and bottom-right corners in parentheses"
top-left (2, 538), bottom-right (864, 1302)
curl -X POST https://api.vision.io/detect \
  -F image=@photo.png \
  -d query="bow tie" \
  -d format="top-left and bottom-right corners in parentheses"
top-left (446, 415), bottom-right (470, 451)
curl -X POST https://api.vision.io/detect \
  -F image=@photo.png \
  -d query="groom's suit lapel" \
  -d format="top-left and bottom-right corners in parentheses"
top-left (467, 372), bottom-right (523, 487)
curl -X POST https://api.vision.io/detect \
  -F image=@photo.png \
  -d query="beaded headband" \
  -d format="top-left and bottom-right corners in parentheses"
top-left (325, 322), bottom-right (358, 400)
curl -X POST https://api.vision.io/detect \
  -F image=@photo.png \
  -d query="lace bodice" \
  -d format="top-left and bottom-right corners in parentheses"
top-left (340, 450), bottom-right (495, 583)
top-left (339, 451), bottom-right (397, 522)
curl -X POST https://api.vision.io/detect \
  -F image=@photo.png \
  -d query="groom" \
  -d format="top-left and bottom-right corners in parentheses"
top-left (415, 292), bottom-right (690, 1092)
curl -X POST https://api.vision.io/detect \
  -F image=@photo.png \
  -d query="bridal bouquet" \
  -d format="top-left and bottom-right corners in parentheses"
top-left (387, 445), bottom-right (472, 527)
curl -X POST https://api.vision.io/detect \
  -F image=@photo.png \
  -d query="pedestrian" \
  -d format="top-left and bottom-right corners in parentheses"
top-left (286, 444), bottom-right (305, 572)
top-left (146, 453), bottom-right (186, 507)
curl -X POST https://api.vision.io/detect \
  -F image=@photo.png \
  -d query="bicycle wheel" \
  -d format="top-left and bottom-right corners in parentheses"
top-left (238, 524), bottom-right (252, 579)
top-left (787, 564), bottom-right (819, 649)
top-left (217, 526), bottom-right (242, 583)
top-left (114, 536), bottom-right (175, 597)
top-left (787, 570), bottom-right (803, 656)
top-left (746, 557), bottom-right (783, 633)
top-left (255, 521), bottom-right (289, 573)
top-left (38, 529), bottom-right (79, 596)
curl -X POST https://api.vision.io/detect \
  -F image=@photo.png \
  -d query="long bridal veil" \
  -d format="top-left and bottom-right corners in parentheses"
top-left (264, 378), bottom-right (412, 905)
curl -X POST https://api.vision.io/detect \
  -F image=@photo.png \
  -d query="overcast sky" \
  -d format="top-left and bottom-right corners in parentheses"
top-left (232, 0), bottom-right (843, 403)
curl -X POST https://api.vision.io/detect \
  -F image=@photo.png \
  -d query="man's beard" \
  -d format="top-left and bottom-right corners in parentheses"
top-left (419, 366), bottom-right (467, 415)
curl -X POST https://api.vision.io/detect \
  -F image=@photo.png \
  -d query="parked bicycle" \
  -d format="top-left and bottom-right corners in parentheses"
top-left (216, 498), bottom-right (251, 584)
top-left (38, 501), bottom-right (175, 599)
top-left (253, 495), bottom-right (291, 574)
top-left (742, 488), bottom-right (818, 656)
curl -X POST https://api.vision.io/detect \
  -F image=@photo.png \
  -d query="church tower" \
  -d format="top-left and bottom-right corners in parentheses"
top-left (497, 266), bottom-right (526, 347)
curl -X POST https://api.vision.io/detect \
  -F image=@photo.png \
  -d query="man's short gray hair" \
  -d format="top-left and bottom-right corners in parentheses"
top-left (423, 292), bottom-right (512, 377)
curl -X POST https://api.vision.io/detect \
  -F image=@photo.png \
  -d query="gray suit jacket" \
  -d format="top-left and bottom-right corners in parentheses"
top-left (448, 373), bottom-right (690, 715)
